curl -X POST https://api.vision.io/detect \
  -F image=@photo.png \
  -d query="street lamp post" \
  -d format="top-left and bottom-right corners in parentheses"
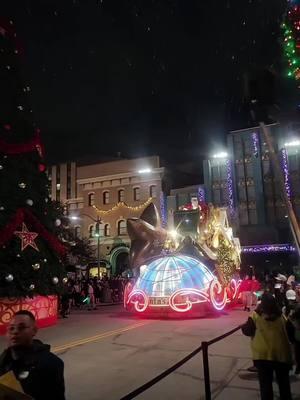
top-left (94, 216), bottom-right (101, 279)
top-left (70, 213), bottom-right (102, 279)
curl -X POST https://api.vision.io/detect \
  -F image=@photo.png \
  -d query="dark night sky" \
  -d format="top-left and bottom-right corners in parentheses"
top-left (3, 0), bottom-right (289, 165)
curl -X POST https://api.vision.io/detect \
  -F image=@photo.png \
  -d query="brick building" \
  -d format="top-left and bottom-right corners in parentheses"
top-left (48, 156), bottom-right (165, 276)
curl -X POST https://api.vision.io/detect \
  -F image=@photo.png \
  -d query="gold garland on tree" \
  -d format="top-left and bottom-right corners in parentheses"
top-left (93, 197), bottom-right (153, 215)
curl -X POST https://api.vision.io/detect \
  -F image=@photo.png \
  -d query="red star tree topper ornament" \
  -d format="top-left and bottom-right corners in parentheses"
top-left (14, 223), bottom-right (39, 251)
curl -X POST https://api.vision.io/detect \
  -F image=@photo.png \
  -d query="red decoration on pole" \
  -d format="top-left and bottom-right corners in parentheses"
top-left (0, 129), bottom-right (44, 157)
top-left (38, 163), bottom-right (46, 172)
top-left (14, 223), bottom-right (39, 251)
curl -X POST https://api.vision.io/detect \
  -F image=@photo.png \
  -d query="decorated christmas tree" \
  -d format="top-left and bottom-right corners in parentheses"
top-left (0, 19), bottom-right (66, 298)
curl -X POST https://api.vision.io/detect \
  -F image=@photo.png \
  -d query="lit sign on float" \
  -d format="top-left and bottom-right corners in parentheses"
top-left (124, 255), bottom-right (240, 313)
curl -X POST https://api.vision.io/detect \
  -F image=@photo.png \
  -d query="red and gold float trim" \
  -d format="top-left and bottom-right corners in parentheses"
top-left (0, 295), bottom-right (57, 335)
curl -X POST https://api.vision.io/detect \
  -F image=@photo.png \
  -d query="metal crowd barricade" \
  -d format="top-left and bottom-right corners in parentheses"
top-left (119, 324), bottom-right (242, 400)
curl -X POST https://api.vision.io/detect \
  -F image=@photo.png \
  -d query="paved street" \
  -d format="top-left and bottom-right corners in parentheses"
top-left (1, 305), bottom-right (300, 400)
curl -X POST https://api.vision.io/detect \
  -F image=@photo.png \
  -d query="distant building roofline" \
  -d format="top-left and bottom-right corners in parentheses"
top-left (49, 154), bottom-right (160, 168)
top-left (229, 122), bottom-right (279, 135)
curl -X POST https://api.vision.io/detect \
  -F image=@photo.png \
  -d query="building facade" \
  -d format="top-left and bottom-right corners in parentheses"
top-left (49, 156), bottom-right (165, 276)
top-left (203, 123), bottom-right (300, 246)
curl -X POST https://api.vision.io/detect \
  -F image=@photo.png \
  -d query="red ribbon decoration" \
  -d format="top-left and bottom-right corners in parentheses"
top-left (0, 208), bottom-right (66, 257)
top-left (0, 129), bottom-right (44, 157)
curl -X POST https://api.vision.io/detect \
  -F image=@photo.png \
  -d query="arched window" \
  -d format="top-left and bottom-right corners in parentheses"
top-left (103, 191), bottom-right (110, 205)
top-left (133, 187), bottom-right (140, 201)
top-left (149, 185), bottom-right (157, 198)
top-left (89, 224), bottom-right (95, 238)
top-left (74, 226), bottom-right (81, 239)
top-left (118, 220), bottom-right (127, 236)
top-left (88, 192), bottom-right (95, 206)
top-left (118, 189), bottom-right (125, 202)
top-left (104, 224), bottom-right (110, 237)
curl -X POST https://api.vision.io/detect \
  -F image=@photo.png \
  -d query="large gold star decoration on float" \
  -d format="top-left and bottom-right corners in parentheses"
top-left (14, 223), bottom-right (39, 252)
top-left (127, 203), bottom-right (167, 270)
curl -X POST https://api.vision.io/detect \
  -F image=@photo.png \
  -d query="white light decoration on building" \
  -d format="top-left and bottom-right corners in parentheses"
top-left (212, 152), bottom-right (228, 159)
top-left (138, 168), bottom-right (152, 174)
top-left (284, 139), bottom-right (300, 147)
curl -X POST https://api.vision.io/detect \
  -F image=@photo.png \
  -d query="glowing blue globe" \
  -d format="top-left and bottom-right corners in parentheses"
top-left (134, 254), bottom-right (215, 297)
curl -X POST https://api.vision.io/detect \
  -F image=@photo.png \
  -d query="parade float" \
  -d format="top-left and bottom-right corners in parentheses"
top-left (124, 199), bottom-right (241, 315)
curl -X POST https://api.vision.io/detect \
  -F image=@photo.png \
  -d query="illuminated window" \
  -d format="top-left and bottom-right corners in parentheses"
top-left (133, 187), bottom-right (140, 201)
top-left (149, 185), bottom-right (157, 198)
top-left (118, 189), bottom-right (125, 202)
top-left (104, 224), bottom-right (110, 237)
top-left (88, 192), bottom-right (95, 206)
top-left (103, 191), bottom-right (110, 205)
top-left (118, 220), bottom-right (127, 236)
top-left (99, 223), bottom-right (104, 237)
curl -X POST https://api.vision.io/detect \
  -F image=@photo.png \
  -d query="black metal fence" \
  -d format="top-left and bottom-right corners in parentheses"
top-left (119, 324), bottom-right (242, 400)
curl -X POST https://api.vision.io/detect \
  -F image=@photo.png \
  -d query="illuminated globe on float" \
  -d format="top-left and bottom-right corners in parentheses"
top-left (125, 255), bottom-right (238, 314)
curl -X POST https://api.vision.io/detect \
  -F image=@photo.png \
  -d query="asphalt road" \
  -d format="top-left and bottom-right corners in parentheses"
top-left (1, 305), bottom-right (300, 400)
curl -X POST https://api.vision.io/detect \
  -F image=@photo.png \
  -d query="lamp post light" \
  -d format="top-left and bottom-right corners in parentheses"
top-left (70, 213), bottom-right (102, 279)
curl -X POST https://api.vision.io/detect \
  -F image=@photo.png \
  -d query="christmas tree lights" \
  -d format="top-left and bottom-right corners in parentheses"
top-left (282, 1), bottom-right (300, 81)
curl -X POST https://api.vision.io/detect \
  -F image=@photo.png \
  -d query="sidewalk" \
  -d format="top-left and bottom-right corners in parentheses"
top-left (207, 328), bottom-right (300, 400)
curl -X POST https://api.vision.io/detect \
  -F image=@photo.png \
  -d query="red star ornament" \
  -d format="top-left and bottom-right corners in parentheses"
top-left (14, 223), bottom-right (39, 252)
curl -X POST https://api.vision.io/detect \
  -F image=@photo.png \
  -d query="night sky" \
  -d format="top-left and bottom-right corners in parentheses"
top-left (3, 0), bottom-right (290, 165)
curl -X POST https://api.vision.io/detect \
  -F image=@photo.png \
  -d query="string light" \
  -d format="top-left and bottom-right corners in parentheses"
top-left (226, 159), bottom-right (234, 217)
top-left (252, 132), bottom-right (259, 157)
top-left (93, 197), bottom-right (153, 215)
top-left (281, 148), bottom-right (291, 200)
top-left (198, 187), bottom-right (205, 202)
top-left (242, 243), bottom-right (296, 253)
top-left (282, 2), bottom-right (300, 81)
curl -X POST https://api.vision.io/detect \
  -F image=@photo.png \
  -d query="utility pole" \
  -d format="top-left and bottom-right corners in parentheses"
top-left (95, 216), bottom-right (101, 279)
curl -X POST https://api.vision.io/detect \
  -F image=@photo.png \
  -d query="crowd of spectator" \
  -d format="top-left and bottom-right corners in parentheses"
top-left (60, 276), bottom-right (129, 317)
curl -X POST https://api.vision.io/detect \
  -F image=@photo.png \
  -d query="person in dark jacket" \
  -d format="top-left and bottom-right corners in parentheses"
top-left (0, 310), bottom-right (65, 400)
top-left (241, 293), bottom-right (292, 400)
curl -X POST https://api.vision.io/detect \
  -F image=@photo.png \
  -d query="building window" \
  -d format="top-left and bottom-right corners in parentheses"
top-left (56, 165), bottom-right (60, 182)
top-left (89, 224), bottom-right (95, 238)
top-left (104, 224), bottom-right (110, 237)
top-left (133, 187), bottom-right (140, 201)
top-left (118, 220), bottom-right (127, 236)
top-left (99, 223), bottom-right (104, 237)
top-left (149, 185), bottom-right (157, 198)
top-left (118, 189), bottom-right (125, 202)
top-left (88, 192), bottom-right (95, 206)
top-left (103, 191), bottom-right (110, 205)
top-left (74, 226), bottom-right (81, 239)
